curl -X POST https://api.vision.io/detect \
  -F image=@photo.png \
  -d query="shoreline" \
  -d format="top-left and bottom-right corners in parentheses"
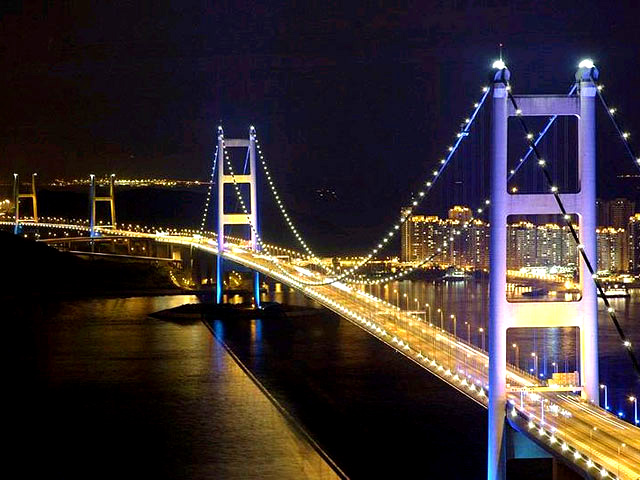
top-left (201, 318), bottom-right (348, 479)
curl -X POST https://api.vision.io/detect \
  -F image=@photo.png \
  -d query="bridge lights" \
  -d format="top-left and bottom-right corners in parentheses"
top-left (492, 59), bottom-right (506, 70)
top-left (630, 396), bottom-right (638, 425)
top-left (578, 58), bottom-right (595, 69)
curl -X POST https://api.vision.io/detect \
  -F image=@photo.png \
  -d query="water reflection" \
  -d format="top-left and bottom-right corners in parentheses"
top-left (12, 295), bottom-right (339, 480)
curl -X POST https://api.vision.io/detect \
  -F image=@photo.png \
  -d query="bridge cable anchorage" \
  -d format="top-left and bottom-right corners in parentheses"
top-left (505, 82), bottom-right (640, 379)
top-left (251, 88), bottom-right (491, 283)
top-left (199, 145), bottom-right (219, 235)
top-left (591, 74), bottom-right (640, 172)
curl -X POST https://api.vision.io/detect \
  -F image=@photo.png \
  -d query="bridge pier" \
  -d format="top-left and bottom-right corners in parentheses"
top-left (506, 424), bottom-right (584, 480)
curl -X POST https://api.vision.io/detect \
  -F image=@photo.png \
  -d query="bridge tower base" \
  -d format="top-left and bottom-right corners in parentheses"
top-left (12, 173), bottom-right (38, 234)
top-left (216, 126), bottom-right (261, 307)
top-left (488, 64), bottom-right (599, 480)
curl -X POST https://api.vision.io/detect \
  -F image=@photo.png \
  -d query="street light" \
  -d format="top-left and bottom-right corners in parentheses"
top-left (437, 308), bottom-right (444, 330)
top-left (479, 327), bottom-right (485, 350)
top-left (414, 298), bottom-right (420, 314)
top-left (512, 343), bottom-right (520, 369)
top-left (599, 384), bottom-right (609, 411)
top-left (630, 396), bottom-right (638, 425)
top-left (464, 321), bottom-right (471, 343)
top-left (403, 292), bottom-right (409, 311)
top-left (531, 352), bottom-right (538, 377)
top-left (425, 303), bottom-right (431, 324)
top-left (450, 314), bottom-right (457, 337)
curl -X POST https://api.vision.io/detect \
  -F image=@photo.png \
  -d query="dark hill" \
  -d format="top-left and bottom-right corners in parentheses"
top-left (0, 232), bottom-right (176, 297)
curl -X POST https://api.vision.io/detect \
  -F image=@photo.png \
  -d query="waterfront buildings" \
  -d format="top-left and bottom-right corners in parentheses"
top-left (630, 214), bottom-right (640, 272)
top-left (401, 205), bottom-right (638, 273)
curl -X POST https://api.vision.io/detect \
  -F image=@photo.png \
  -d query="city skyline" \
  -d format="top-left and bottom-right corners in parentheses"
top-left (401, 204), bottom-right (640, 273)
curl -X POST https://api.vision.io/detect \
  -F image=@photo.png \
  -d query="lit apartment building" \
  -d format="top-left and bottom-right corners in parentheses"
top-left (596, 227), bottom-right (628, 272)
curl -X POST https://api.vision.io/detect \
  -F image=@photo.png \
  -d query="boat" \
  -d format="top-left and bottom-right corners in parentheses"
top-left (598, 285), bottom-right (630, 298)
top-left (442, 268), bottom-right (471, 281)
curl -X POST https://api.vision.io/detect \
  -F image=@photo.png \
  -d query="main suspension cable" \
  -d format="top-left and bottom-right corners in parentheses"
top-left (252, 86), bottom-right (492, 281)
top-left (593, 77), bottom-right (640, 171)
top-left (199, 144), bottom-right (218, 235)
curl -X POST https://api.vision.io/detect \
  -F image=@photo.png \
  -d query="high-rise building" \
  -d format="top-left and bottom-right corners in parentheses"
top-left (629, 214), bottom-right (640, 272)
top-left (400, 207), bottom-right (413, 262)
top-left (596, 199), bottom-right (609, 227)
top-left (596, 227), bottom-right (628, 272)
top-left (402, 215), bottom-right (450, 263)
top-left (609, 198), bottom-right (635, 229)
top-left (401, 207), bottom-right (587, 273)
top-left (400, 209), bottom-right (489, 269)
top-left (448, 205), bottom-right (473, 223)
top-left (467, 219), bottom-right (490, 270)
top-left (507, 221), bottom-right (537, 269)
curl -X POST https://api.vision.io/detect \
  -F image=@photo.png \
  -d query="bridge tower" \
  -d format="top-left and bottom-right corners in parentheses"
top-left (488, 63), bottom-right (599, 479)
top-left (89, 173), bottom-right (117, 237)
top-left (216, 126), bottom-right (261, 306)
top-left (12, 173), bottom-right (38, 234)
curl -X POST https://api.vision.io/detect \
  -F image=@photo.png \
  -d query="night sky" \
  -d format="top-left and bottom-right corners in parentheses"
top-left (2, 1), bottom-right (639, 251)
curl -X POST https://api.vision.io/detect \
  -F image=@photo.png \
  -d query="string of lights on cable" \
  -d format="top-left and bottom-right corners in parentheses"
top-left (341, 62), bottom-right (637, 293)
top-left (225, 132), bottom-right (460, 287)
top-left (199, 144), bottom-right (218, 235)
top-left (342, 82), bottom-right (579, 283)
top-left (503, 59), bottom-right (640, 377)
top-left (591, 74), bottom-right (640, 171)
top-left (254, 135), bottom-right (337, 274)
top-left (342, 75), bottom-right (576, 285)
top-left (248, 87), bottom-right (493, 284)
top-left (221, 135), bottom-right (344, 285)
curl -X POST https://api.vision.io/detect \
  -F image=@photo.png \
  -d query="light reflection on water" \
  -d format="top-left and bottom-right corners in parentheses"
top-left (11, 295), bottom-right (339, 480)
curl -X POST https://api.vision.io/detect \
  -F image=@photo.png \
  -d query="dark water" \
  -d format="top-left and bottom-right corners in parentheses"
top-left (9, 295), bottom-right (339, 480)
top-left (8, 278), bottom-right (639, 479)
top-left (213, 310), bottom-right (487, 478)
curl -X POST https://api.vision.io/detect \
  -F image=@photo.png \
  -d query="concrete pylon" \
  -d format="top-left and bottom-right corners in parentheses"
top-left (216, 126), bottom-right (261, 306)
top-left (488, 63), bottom-right (599, 480)
top-left (13, 173), bottom-right (38, 234)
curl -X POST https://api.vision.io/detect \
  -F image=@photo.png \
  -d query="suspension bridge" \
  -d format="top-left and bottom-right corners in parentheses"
top-left (5, 59), bottom-right (640, 480)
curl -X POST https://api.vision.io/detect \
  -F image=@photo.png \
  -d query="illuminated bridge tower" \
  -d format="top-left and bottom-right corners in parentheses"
top-left (488, 62), bottom-right (599, 479)
top-left (13, 172), bottom-right (38, 234)
top-left (216, 126), bottom-right (261, 306)
top-left (89, 173), bottom-right (117, 237)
